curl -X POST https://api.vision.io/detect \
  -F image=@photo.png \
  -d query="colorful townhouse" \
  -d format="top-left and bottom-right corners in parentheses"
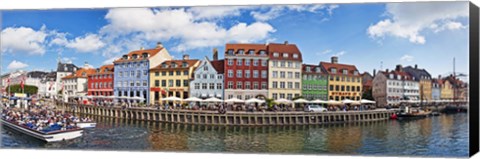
top-left (320, 56), bottom-right (362, 101)
top-left (88, 64), bottom-right (114, 96)
top-left (372, 65), bottom-right (419, 107)
top-left (149, 55), bottom-right (199, 104)
top-left (267, 42), bottom-right (303, 100)
top-left (113, 42), bottom-right (173, 104)
top-left (439, 76), bottom-right (454, 100)
top-left (403, 64), bottom-right (432, 102)
top-left (224, 43), bottom-right (269, 100)
top-left (301, 64), bottom-right (328, 100)
top-left (190, 50), bottom-right (225, 100)
top-left (431, 78), bottom-right (442, 100)
top-left (61, 63), bottom-right (96, 102)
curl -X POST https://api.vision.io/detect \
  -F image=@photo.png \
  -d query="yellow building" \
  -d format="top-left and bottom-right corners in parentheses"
top-left (267, 42), bottom-right (303, 100)
top-left (440, 79), bottom-right (454, 100)
top-left (320, 56), bottom-right (362, 101)
top-left (149, 55), bottom-right (199, 104)
top-left (419, 79), bottom-right (432, 101)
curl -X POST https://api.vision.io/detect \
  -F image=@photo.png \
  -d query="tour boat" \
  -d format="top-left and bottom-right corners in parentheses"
top-left (396, 106), bottom-right (432, 119)
top-left (75, 121), bottom-right (97, 128)
top-left (1, 119), bottom-right (84, 142)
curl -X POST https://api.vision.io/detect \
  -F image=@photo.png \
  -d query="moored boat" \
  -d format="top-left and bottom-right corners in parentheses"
top-left (396, 106), bottom-right (432, 119)
top-left (1, 119), bottom-right (83, 142)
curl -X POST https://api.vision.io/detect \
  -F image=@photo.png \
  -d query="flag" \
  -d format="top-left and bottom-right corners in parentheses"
top-left (5, 78), bottom-right (10, 88)
top-left (20, 78), bottom-right (25, 90)
top-left (61, 81), bottom-right (65, 91)
top-left (48, 81), bottom-right (54, 90)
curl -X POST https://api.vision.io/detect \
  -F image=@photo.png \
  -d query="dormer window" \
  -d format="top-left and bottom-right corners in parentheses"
top-left (203, 66), bottom-right (208, 71)
top-left (259, 50), bottom-right (266, 55)
top-left (162, 63), bottom-right (168, 68)
top-left (172, 63), bottom-right (177, 68)
top-left (389, 74), bottom-right (394, 79)
top-left (293, 54), bottom-right (299, 59)
top-left (182, 62), bottom-right (188, 67)
top-left (248, 50), bottom-right (255, 55)
top-left (82, 72), bottom-right (86, 77)
top-left (273, 52), bottom-right (279, 57)
top-left (342, 69), bottom-right (348, 75)
top-left (331, 68), bottom-right (337, 74)
top-left (397, 75), bottom-right (401, 80)
top-left (227, 49), bottom-right (234, 55)
top-left (238, 49), bottom-right (244, 55)
top-left (283, 53), bottom-right (288, 58)
top-left (142, 53), bottom-right (148, 59)
top-left (123, 55), bottom-right (128, 60)
top-left (353, 71), bottom-right (358, 75)
top-left (132, 54), bottom-right (138, 59)
top-left (316, 67), bottom-right (321, 73)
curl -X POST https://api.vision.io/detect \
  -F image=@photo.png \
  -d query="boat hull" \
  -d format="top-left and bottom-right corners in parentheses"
top-left (1, 119), bottom-right (83, 142)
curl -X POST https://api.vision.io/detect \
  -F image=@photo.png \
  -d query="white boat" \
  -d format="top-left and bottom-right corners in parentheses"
top-left (75, 122), bottom-right (96, 128)
top-left (1, 119), bottom-right (83, 142)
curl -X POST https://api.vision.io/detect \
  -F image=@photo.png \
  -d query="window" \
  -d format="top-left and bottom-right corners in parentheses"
top-left (331, 68), bottom-right (337, 74)
top-left (119, 71), bottom-right (123, 77)
top-left (176, 71), bottom-right (181, 76)
top-left (273, 82), bottom-right (278, 88)
top-left (287, 72), bottom-right (293, 78)
top-left (236, 82), bottom-right (242, 89)
top-left (183, 80), bottom-right (189, 87)
top-left (253, 70), bottom-right (259, 78)
top-left (131, 71), bottom-right (135, 77)
top-left (346, 86), bottom-right (350, 91)
top-left (280, 93), bottom-right (285, 99)
top-left (228, 59), bottom-right (234, 66)
top-left (287, 94), bottom-right (293, 100)
top-left (357, 86), bottom-right (361, 92)
top-left (261, 82), bottom-right (267, 89)
top-left (288, 82), bottom-right (293, 89)
top-left (283, 53), bottom-right (288, 58)
top-left (175, 80), bottom-right (181, 87)
top-left (144, 62), bottom-right (148, 67)
top-left (238, 49), bottom-right (244, 55)
top-left (336, 76), bottom-right (340, 81)
top-left (245, 70), bottom-right (251, 78)
top-left (203, 66), bottom-right (208, 71)
top-left (245, 82), bottom-right (251, 89)
top-left (218, 75), bottom-right (222, 79)
top-left (272, 71), bottom-right (278, 78)
top-left (155, 71), bottom-right (159, 76)
top-left (273, 93), bottom-right (278, 100)
top-left (130, 81), bottom-right (134, 87)
top-left (161, 80), bottom-right (166, 87)
top-left (341, 85), bottom-right (345, 91)
top-left (136, 81), bottom-right (140, 86)
top-left (280, 82), bottom-right (285, 88)
top-left (262, 60), bottom-right (267, 66)
top-left (260, 50), bottom-right (266, 55)
top-left (273, 52), bottom-right (279, 57)
top-left (236, 70), bottom-right (242, 78)
top-left (202, 83), bottom-right (207, 89)
top-left (261, 70), bottom-right (267, 78)
top-left (293, 54), bottom-right (299, 58)
top-left (295, 72), bottom-right (300, 79)
top-left (168, 80), bottom-right (174, 87)
top-left (169, 71), bottom-right (174, 76)
top-left (216, 83), bottom-right (222, 89)
top-left (195, 83), bottom-right (200, 89)
top-left (143, 70), bottom-right (147, 76)
top-left (210, 74), bottom-right (215, 79)
top-left (209, 83), bottom-right (215, 90)
top-left (155, 80), bottom-right (160, 87)
top-left (237, 95), bottom-right (242, 100)
top-left (335, 85), bottom-right (339, 91)
top-left (253, 60), bottom-right (259, 66)
top-left (330, 85), bottom-right (334, 91)
top-left (248, 49), bottom-right (255, 55)
top-left (253, 82), bottom-right (259, 89)
top-left (182, 62), bottom-right (188, 68)
top-left (280, 61), bottom-right (285, 67)
top-left (272, 61), bottom-right (278, 67)
top-left (228, 81), bottom-right (233, 89)
top-left (245, 60), bottom-right (250, 66)
top-left (280, 72), bottom-right (285, 78)
top-left (237, 59), bottom-right (242, 66)
top-left (184, 71), bottom-right (188, 76)
top-left (162, 71), bottom-right (166, 76)
top-left (295, 82), bottom-right (300, 89)
top-left (227, 49), bottom-right (234, 55)
top-left (228, 70), bottom-right (233, 78)
top-left (287, 62), bottom-right (292, 68)
top-left (143, 80), bottom-right (147, 86)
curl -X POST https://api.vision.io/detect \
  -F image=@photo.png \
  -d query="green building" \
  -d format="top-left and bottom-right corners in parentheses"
top-left (302, 64), bottom-right (328, 100)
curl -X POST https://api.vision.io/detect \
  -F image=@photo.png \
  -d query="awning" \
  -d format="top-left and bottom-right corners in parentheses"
top-left (201, 94), bottom-right (207, 97)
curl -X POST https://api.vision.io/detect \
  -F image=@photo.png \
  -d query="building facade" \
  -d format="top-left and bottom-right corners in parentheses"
top-left (320, 56), bottom-right (362, 101)
top-left (301, 64), bottom-right (328, 100)
top-left (149, 56), bottom-right (199, 104)
top-left (88, 64), bottom-right (114, 96)
top-left (62, 65), bottom-right (96, 102)
top-left (372, 65), bottom-right (419, 107)
top-left (56, 62), bottom-right (78, 98)
top-left (267, 42), bottom-right (303, 100)
top-left (224, 44), bottom-right (269, 100)
top-left (26, 71), bottom-right (48, 97)
top-left (113, 43), bottom-right (173, 104)
top-left (190, 56), bottom-right (224, 100)
top-left (440, 78), bottom-right (454, 100)
top-left (431, 78), bottom-right (441, 100)
top-left (403, 65), bottom-right (432, 102)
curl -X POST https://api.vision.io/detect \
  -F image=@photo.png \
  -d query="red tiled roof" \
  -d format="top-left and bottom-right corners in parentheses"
top-left (225, 44), bottom-right (268, 56)
top-left (113, 47), bottom-right (163, 63)
top-left (302, 64), bottom-right (326, 75)
top-left (210, 60), bottom-right (225, 74)
top-left (379, 70), bottom-right (414, 81)
top-left (62, 68), bottom-right (96, 79)
top-left (267, 43), bottom-right (302, 62)
top-left (151, 59), bottom-right (199, 71)
top-left (89, 64), bottom-right (114, 77)
top-left (320, 62), bottom-right (360, 77)
top-left (363, 80), bottom-right (373, 87)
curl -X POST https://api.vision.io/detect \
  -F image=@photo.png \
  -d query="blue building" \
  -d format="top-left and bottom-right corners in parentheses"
top-left (113, 43), bottom-right (172, 104)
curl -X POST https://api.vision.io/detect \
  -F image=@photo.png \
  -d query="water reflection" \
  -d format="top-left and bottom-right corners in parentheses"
top-left (1, 114), bottom-right (469, 157)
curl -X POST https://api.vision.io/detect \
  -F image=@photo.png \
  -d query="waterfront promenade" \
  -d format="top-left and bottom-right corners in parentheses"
top-left (59, 102), bottom-right (397, 126)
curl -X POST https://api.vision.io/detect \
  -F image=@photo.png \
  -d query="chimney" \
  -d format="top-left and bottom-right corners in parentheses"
top-left (373, 69), bottom-right (376, 76)
top-left (414, 64), bottom-right (418, 69)
top-left (386, 69), bottom-right (389, 73)
top-left (395, 64), bottom-right (403, 72)
top-left (331, 56), bottom-right (338, 64)
top-left (284, 41), bottom-right (288, 45)
top-left (183, 54), bottom-right (190, 60)
top-left (156, 42), bottom-right (163, 48)
top-left (140, 47), bottom-right (144, 50)
top-left (438, 75), bottom-right (441, 79)
top-left (213, 48), bottom-right (218, 61)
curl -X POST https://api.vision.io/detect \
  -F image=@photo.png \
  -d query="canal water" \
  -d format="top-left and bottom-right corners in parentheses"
top-left (1, 113), bottom-right (469, 157)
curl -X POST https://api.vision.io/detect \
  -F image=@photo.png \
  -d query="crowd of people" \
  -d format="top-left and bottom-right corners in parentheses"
top-left (1, 103), bottom-right (91, 133)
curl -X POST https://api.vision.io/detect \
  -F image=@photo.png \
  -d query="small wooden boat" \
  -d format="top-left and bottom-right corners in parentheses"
top-left (75, 122), bottom-right (96, 128)
top-left (396, 106), bottom-right (432, 119)
top-left (1, 119), bottom-right (83, 142)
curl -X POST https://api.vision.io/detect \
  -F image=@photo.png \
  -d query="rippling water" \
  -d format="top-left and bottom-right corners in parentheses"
top-left (1, 113), bottom-right (469, 157)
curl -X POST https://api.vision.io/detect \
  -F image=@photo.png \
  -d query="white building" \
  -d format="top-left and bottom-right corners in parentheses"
top-left (372, 65), bottom-right (420, 107)
top-left (61, 63), bottom-right (95, 102)
top-left (190, 57), bottom-right (224, 99)
top-left (56, 62), bottom-right (78, 99)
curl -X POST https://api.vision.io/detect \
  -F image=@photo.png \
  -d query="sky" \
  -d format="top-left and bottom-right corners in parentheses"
top-left (0, 2), bottom-right (470, 81)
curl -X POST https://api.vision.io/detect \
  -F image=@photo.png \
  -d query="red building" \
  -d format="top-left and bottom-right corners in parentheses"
top-left (224, 44), bottom-right (269, 100)
top-left (88, 64), bottom-right (114, 96)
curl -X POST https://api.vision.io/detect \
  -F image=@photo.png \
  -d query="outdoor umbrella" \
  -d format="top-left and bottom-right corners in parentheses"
top-left (293, 98), bottom-right (309, 103)
top-left (204, 97), bottom-right (223, 103)
top-left (161, 96), bottom-right (182, 101)
top-left (310, 99), bottom-right (327, 104)
top-left (184, 97), bottom-right (203, 102)
top-left (275, 98), bottom-right (292, 104)
top-left (225, 97), bottom-right (245, 103)
top-left (341, 99), bottom-right (355, 104)
top-left (132, 96), bottom-right (145, 101)
top-left (327, 100), bottom-right (341, 105)
top-left (360, 99), bottom-right (376, 104)
top-left (245, 98), bottom-right (264, 104)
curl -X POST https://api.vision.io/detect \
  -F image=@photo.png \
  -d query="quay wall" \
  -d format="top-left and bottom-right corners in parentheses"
top-left (61, 103), bottom-right (397, 126)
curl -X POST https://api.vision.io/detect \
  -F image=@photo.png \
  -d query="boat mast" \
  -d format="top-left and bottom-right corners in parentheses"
top-left (453, 57), bottom-right (457, 106)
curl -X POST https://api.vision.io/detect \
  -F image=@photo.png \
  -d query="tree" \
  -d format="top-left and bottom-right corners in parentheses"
top-left (256, 94), bottom-right (276, 108)
top-left (6, 84), bottom-right (38, 95)
top-left (362, 88), bottom-right (374, 100)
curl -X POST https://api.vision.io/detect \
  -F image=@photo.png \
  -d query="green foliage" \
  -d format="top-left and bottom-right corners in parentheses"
top-left (6, 84), bottom-right (38, 95)
top-left (292, 96), bottom-right (304, 101)
top-left (256, 94), bottom-right (275, 108)
top-left (362, 88), bottom-right (374, 100)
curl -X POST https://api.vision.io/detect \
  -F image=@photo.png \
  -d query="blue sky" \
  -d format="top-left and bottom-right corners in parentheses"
top-left (0, 2), bottom-right (470, 80)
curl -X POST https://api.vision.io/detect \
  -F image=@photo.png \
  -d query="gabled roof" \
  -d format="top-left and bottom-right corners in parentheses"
top-left (210, 60), bottom-right (225, 74)
top-left (27, 71), bottom-right (48, 78)
top-left (114, 47), bottom-right (163, 63)
top-left (320, 62), bottom-right (360, 76)
top-left (363, 80), bottom-right (373, 87)
top-left (379, 70), bottom-right (414, 81)
top-left (90, 64), bottom-right (114, 76)
top-left (225, 44), bottom-right (268, 56)
top-left (57, 62), bottom-right (78, 72)
top-left (302, 64), bottom-right (326, 75)
top-left (267, 43), bottom-right (302, 62)
top-left (151, 59), bottom-right (199, 71)
top-left (62, 68), bottom-right (96, 79)
top-left (403, 66), bottom-right (431, 81)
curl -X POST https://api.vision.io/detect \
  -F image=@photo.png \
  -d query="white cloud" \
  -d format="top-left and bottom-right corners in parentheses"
top-left (65, 34), bottom-right (105, 53)
top-left (333, 51), bottom-right (346, 57)
top-left (400, 54), bottom-right (414, 62)
top-left (188, 6), bottom-right (253, 20)
top-left (7, 60), bottom-right (29, 70)
top-left (62, 57), bottom-right (77, 64)
top-left (368, 2), bottom-right (468, 44)
top-left (327, 5), bottom-right (339, 15)
top-left (1, 26), bottom-right (48, 55)
top-left (250, 4), bottom-right (336, 21)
